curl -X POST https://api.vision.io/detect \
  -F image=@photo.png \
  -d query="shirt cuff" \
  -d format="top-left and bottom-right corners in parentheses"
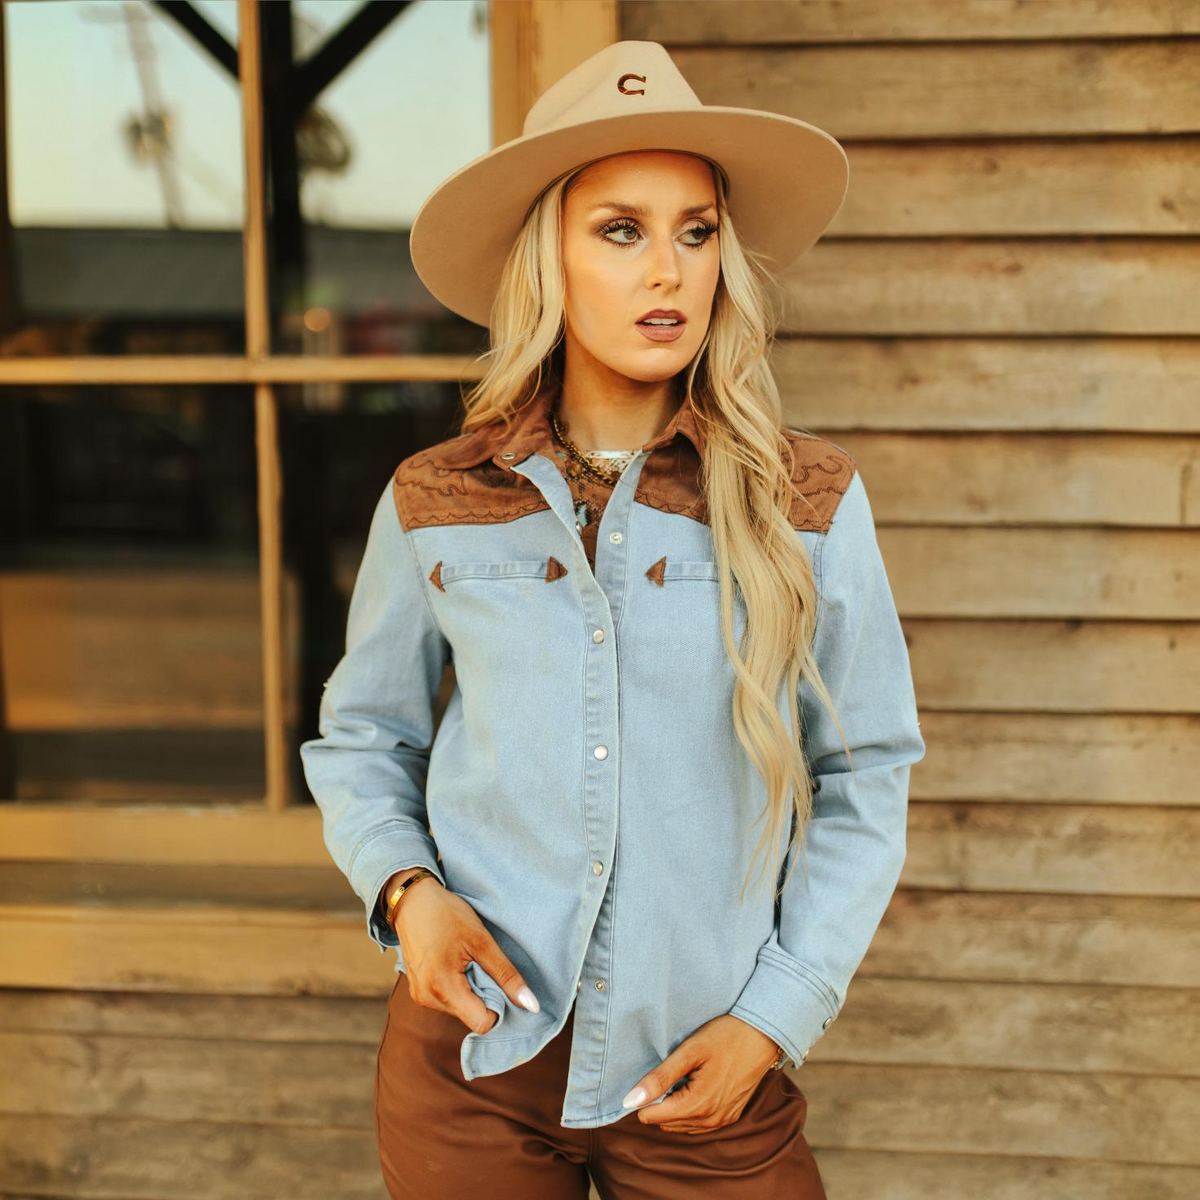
top-left (728, 942), bottom-right (841, 1069)
top-left (347, 824), bottom-right (445, 955)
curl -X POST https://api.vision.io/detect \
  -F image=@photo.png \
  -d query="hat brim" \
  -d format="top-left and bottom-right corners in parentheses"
top-left (409, 108), bottom-right (849, 327)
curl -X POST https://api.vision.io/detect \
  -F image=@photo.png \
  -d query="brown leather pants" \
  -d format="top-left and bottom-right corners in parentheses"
top-left (375, 975), bottom-right (828, 1199)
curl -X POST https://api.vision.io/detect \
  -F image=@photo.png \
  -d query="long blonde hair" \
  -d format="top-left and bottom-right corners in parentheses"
top-left (457, 152), bottom-right (852, 904)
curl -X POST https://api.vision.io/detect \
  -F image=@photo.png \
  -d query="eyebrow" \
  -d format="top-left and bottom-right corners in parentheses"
top-left (589, 201), bottom-right (717, 218)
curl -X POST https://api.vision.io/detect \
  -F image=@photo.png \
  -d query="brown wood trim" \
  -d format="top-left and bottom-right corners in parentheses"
top-left (490, 0), bottom-right (619, 145)
top-left (238, 1), bottom-right (288, 810)
top-left (0, 903), bottom-right (396, 994)
top-left (238, 0), bottom-right (269, 361)
top-left (254, 382), bottom-right (288, 811)
top-left (0, 354), bottom-right (486, 386)
top-left (0, 804), bottom-right (329, 865)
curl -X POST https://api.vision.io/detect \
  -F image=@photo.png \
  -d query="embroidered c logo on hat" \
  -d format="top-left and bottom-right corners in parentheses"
top-left (617, 72), bottom-right (647, 95)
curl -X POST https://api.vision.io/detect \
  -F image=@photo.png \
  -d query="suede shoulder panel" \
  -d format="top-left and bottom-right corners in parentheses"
top-left (393, 436), bottom-right (551, 530)
top-left (782, 430), bottom-right (857, 533)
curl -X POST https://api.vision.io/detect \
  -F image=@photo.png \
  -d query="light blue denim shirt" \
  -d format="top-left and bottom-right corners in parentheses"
top-left (299, 383), bottom-right (925, 1129)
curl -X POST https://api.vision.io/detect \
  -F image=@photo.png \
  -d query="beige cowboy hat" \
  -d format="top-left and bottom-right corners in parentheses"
top-left (409, 39), bottom-right (849, 328)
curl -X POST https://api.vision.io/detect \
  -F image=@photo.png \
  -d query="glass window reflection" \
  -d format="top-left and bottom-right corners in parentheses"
top-left (263, 0), bottom-right (492, 357)
top-left (2, 0), bottom-right (246, 357)
top-left (0, 384), bottom-right (264, 803)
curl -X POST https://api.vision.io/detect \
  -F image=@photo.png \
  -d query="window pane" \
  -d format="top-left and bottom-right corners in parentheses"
top-left (2, 0), bottom-right (246, 357)
top-left (279, 378), bottom-right (464, 802)
top-left (0, 384), bottom-right (264, 803)
top-left (262, 0), bottom-right (491, 357)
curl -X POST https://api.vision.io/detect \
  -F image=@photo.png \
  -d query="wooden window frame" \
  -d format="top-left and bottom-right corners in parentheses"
top-left (0, 0), bottom-right (616, 867)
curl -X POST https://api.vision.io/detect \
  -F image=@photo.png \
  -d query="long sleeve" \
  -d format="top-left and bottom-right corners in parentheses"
top-left (298, 477), bottom-right (450, 956)
top-left (729, 468), bottom-right (925, 1066)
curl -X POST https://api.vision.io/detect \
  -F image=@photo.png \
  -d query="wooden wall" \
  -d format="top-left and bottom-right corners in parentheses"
top-left (619, 1), bottom-right (1200, 1196)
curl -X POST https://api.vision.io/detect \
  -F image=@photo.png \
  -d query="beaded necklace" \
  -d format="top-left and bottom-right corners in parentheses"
top-left (550, 401), bottom-right (639, 535)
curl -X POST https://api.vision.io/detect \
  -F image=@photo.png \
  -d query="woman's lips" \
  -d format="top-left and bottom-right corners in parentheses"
top-left (635, 319), bottom-right (686, 343)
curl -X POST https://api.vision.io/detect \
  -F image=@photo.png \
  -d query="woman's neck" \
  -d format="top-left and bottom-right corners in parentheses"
top-left (554, 376), bottom-right (681, 452)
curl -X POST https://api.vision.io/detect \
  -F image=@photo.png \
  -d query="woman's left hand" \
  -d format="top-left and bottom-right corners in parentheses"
top-left (621, 1015), bottom-right (783, 1133)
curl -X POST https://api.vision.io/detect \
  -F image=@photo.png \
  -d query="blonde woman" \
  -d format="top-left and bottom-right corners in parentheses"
top-left (300, 40), bottom-right (924, 1200)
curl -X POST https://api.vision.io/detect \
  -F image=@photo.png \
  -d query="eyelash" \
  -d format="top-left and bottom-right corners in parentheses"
top-left (596, 218), bottom-right (719, 251)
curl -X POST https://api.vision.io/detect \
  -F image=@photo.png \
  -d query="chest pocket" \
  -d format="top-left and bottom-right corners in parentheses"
top-left (431, 557), bottom-right (569, 590)
top-left (645, 555), bottom-right (719, 585)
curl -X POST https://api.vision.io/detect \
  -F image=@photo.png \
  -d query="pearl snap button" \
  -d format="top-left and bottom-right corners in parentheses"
top-left (608, 531), bottom-right (623, 544)
top-left (594, 745), bottom-right (608, 759)
top-left (592, 861), bottom-right (603, 875)
top-left (595, 979), bottom-right (606, 991)
top-left (822, 1016), bottom-right (833, 1029)
top-left (592, 629), bottom-right (605, 642)
top-left (500, 451), bottom-right (515, 459)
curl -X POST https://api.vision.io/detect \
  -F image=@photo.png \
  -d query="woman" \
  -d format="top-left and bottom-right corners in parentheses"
top-left (300, 40), bottom-right (924, 1199)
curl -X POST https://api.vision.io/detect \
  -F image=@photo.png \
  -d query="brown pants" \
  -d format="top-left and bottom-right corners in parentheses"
top-left (375, 975), bottom-right (828, 1199)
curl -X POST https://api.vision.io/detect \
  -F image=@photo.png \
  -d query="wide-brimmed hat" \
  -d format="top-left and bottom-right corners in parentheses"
top-left (409, 39), bottom-right (849, 328)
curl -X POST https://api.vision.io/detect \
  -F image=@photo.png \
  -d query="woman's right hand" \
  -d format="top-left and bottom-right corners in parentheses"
top-left (386, 870), bottom-right (540, 1034)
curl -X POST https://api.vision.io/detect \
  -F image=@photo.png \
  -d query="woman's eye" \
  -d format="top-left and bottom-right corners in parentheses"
top-left (598, 220), bottom-right (717, 250)
top-left (600, 220), bottom-right (640, 245)
top-left (682, 223), bottom-right (718, 246)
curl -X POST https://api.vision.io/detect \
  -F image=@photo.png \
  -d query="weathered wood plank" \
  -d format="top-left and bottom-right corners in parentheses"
top-left (801, 1063), bottom-right (1197, 1164)
top-left (840, 433), bottom-right (1200, 527)
top-left (781, 241), bottom-right (1200, 336)
top-left (815, 1148), bottom-right (1200, 1200)
top-left (905, 801), bottom-right (1200, 896)
top-left (0, 1031), bottom-right (380, 1124)
top-left (828, 977), bottom-right (1199, 1077)
top-left (0, 985), bottom-right (388, 1043)
top-left (668, 43), bottom-right (1200, 138)
top-left (829, 139), bottom-right (1200, 236)
top-left (622, 0), bottom-right (1200, 43)
top-left (0, 1114), bottom-right (387, 1200)
top-left (0, 902), bottom-right (396, 995)
top-left (884, 527), bottom-right (1200, 619)
top-left (911, 712), bottom-right (1200, 806)
top-left (872, 891), bottom-right (1200, 989)
top-left (906, 619), bottom-right (1200, 713)
top-left (776, 338), bottom-right (1200, 434)
top-left (0, 805), bottom-right (333, 867)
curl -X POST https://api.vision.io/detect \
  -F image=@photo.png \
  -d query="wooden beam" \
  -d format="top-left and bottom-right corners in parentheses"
top-left (491, 0), bottom-right (618, 146)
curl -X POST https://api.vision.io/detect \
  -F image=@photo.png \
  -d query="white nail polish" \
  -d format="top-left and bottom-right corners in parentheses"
top-left (517, 985), bottom-right (540, 1013)
top-left (622, 1086), bottom-right (647, 1108)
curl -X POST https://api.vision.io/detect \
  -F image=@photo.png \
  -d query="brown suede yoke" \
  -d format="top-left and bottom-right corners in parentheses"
top-left (392, 388), bottom-right (855, 535)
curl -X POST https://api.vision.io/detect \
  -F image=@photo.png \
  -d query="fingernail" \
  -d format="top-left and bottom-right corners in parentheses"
top-left (517, 985), bottom-right (540, 1013)
top-left (622, 1086), bottom-right (647, 1108)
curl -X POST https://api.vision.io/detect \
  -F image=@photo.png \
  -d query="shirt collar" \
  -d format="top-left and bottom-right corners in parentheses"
top-left (438, 379), bottom-right (708, 473)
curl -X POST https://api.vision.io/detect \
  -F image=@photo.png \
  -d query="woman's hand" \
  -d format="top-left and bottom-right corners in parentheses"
top-left (388, 873), bottom-right (540, 1034)
top-left (620, 1015), bottom-right (783, 1133)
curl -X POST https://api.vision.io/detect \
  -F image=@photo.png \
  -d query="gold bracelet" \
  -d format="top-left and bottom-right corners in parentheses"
top-left (384, 868), bottom-right (438, 927)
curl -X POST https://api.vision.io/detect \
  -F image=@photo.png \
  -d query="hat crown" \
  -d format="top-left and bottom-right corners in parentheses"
top-left (523, 41), bottom-right (702, 138)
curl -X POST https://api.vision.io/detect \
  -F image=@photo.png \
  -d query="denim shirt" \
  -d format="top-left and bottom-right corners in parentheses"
top-left (298, 383), bottom-right (925, 1130)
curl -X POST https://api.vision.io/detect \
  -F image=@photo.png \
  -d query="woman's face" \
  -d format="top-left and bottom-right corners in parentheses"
top-left (560, 151), bottom-right (721, 384)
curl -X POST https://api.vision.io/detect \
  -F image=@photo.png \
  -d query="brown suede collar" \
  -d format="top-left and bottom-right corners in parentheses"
top-left (436, 379), bottom-right (708, 474)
